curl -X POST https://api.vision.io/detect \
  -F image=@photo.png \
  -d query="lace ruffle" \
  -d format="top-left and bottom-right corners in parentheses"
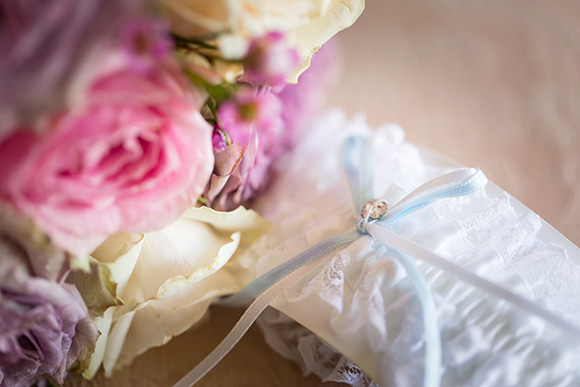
top-left (257, 308), bottom-right (378, 387)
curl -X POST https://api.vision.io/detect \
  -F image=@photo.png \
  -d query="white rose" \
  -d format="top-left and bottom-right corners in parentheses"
top-left (82, 206), bottom-right (267, 378)
top-left (159, 0), bottom-right (365, 80)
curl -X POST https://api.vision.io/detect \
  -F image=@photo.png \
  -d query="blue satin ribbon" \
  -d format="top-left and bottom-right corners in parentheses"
top-left (220, 231), bottom-right (360, 308)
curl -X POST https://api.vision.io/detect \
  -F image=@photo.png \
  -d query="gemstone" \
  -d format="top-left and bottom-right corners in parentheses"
top-left (361, 199), bottom-right (388, 219)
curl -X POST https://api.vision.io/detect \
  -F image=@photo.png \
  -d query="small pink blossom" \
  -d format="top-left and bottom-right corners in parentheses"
top-left (218, 90), bottom-right (283, 148)
top-left (0, 51), bottom-right (214, 256)
top-left (242, 32), bottom-right (300, 87)
top-left (206, 38), bottom-right (341, 211)
top-left (205, 89), bottom-right (284, 210)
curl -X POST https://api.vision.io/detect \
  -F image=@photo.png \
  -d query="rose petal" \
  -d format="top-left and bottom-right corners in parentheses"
top-left (112, 270), bottom-right (238, 370)
top-left (182, 206), bottom-right (269, 242)
top-left (86, 206), bottom-right (267, 373)
top-left (289, 0), bottom-right (365, 81)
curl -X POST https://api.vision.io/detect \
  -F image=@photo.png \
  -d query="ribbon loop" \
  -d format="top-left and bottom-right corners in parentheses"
top-left (381, 167), bottom-right (487, 224)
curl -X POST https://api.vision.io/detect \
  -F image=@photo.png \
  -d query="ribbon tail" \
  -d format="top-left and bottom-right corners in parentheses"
top-left (390, 250), bottom-right (441, 387)
top-left (172, 253), bottom-right (334, 387)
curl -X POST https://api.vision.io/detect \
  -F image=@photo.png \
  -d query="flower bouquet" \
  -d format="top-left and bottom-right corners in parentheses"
top-left (4, 1), bottom-right (580, 387)
top-left (0, 1), bottom-right (363, 385)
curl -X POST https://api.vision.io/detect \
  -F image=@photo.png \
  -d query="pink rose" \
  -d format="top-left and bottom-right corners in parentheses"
top-left (0, 52), bottom-right (213, 256)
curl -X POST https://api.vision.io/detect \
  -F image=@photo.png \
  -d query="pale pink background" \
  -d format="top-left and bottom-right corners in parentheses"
top-left (67, 1), bottom-right (580, 385)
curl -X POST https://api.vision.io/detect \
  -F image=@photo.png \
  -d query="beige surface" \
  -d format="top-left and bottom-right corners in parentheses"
top-left (330, 0), bottom-right (580, 247)
top-left (66, 1), bottom-right (580, 385)
top-left (66, 307), bottom-right (338, 387)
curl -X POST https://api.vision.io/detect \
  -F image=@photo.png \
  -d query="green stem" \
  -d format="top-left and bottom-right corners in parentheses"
top-left (172, 34), bottom-right (218, 50)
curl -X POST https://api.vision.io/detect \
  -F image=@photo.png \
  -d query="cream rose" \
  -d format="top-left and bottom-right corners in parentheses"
top-left (81, 206), bottom-right (267, 378)
top-left (159, 0), bottom-right (365, 80)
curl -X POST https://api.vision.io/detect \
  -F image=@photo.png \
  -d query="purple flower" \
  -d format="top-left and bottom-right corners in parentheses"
top-left (205, 89), bottom-right (284, 210)
top-left (0, 229), bottom-right (97, 386)
top-left (242, 32), bottom-right (300, 87)
top-left (0, 0), bottom-right (140, 130)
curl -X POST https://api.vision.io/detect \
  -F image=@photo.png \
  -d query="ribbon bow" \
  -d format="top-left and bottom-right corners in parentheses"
top-left (174, 136), bottom-right (580, 387)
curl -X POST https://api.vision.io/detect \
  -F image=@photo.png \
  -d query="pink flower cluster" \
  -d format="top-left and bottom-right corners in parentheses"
top-left (204, 36), bottom-right (339, 211)
top-left (0, 4), bottom-right (338, 383)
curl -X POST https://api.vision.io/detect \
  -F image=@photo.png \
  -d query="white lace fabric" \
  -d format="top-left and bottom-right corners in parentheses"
top-left (257, 308), bottom-right (379, 387)
top-left (229, 110), bottom-right (580, 386)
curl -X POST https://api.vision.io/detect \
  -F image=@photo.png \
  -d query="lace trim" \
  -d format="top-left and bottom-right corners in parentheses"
top-left (257, 308), bottom-right (379, 387)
